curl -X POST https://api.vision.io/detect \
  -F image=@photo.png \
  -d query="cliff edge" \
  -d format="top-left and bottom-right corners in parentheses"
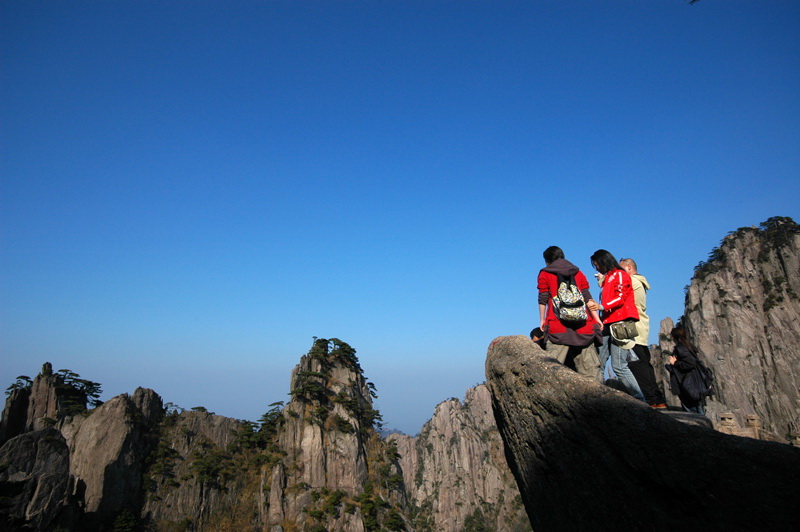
top-left (485, 334), bottom-right (800, 531)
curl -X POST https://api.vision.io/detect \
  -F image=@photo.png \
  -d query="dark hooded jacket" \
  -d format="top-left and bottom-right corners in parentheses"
top-left (537, 258), bottom-right (601, 346)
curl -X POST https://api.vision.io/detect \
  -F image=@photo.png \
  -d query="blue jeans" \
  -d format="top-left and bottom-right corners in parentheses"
top-left (681, 403), bottom-right (705, 415)
top-left (599, 334), bottom-right (645, 401)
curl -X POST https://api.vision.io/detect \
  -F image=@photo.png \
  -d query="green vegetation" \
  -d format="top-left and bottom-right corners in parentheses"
top-left (693, 216), bottom-right (799, 282)
top-left (290, 338), bottom-right (384, 435)
top-left (142, 337), bottom-right (407, 531)
top-left (463, 506), bottom-right (491, 532)
top-left (148, 439), bottom-right (182, 488)
top-left (5, 375), bottom-right (32, 396)
top-left (692, 245), bottom-right (727, 282)
top-left (111, 509), bottom-right (138, 532)
top-left (689, 217), bottom-right (799, 312)
top-left (31, 368), bottom-right (105, 416)
top-left (756, 216), bottom-right (800, 262)
top-left (356, 482), bottom-right (390, 531)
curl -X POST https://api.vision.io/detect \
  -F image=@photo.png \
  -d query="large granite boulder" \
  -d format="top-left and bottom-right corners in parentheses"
top-left (0, 428), bottom-right (77, 530)
top-left (485, 335), bottom-right (800, 531)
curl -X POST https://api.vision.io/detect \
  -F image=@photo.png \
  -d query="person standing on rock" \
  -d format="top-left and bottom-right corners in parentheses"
top-left (537, 246), bottom-right (603, 382)
top-left (619, 258), bottom-right (667, 409)
top-left (586, 249), bottom-right (646, 401)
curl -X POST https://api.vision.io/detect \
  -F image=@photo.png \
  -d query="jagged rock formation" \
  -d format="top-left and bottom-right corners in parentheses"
top-left (1, 341), bottom-right (406, 531)
top-left (485, 334), bottom-right (800, 531)
top-left (141, 409), bottom-right (255, 529)
top-left (0, 363), bottom-right (92, 442)
top-left (0, 374), bottom-right (162, 530)
top-left (263, 338), bottom-right (406, 531)
top-left (1, 339), bottom-right (532, 531)
top-left (390, 385), bottom-right (530, 532)
top-left (654, 217), bottom-right (800, 439)
top-left (63, 388), bottom-right (163, 528)
top-left (0, 428), bottom-right (76, 530)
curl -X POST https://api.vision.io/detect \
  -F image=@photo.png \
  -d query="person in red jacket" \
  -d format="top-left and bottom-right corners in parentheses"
top-left (537, 246), bottom-right (603, 381)
top-left (587, 249), bottom-right (645, 401)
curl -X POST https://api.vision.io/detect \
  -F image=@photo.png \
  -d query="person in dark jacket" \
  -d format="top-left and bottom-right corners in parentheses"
top-left (587, 249), bottom-right (645, 401)
top-left (668, 325), bottom-right (705, 414)
top-left (537, 246), bottom-right (603, 381)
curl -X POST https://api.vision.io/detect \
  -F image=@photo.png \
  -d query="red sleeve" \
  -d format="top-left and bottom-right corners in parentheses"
top-left (537, 271), bottom-right (551, 294)
top-left (575, 271), bottom-right (590, 291)
top-left (603, 271), bottom-right (626, 311)
top-left (537, 272), bottom-right (552, 305)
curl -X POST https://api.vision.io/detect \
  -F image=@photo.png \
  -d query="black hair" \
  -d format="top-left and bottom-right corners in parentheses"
top-left (543, 246), bottom-right (565, 264)
top-left (670, 324), bottom-right (698, 355)
top-left (590, 249), bottom-right (622, 274)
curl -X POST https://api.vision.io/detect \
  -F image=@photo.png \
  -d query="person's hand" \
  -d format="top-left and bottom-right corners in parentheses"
top-left (669, 356), bottom-right (677, 364)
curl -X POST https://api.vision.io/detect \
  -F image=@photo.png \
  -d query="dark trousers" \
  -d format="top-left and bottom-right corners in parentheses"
top-left (628, 344), bottom-right (666, 405)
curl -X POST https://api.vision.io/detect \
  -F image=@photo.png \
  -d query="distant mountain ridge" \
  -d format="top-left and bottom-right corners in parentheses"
top-left (0, 339), bottom-right (525, 531)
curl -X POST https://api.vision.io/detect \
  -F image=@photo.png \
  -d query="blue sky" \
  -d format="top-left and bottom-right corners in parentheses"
top-left (2, 1), bottom-right (798, 435)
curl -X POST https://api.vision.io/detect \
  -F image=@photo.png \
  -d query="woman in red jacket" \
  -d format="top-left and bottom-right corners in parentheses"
top-left (587, 249), bottom-right (645, 401)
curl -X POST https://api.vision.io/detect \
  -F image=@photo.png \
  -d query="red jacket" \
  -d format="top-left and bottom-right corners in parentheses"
top-left (599, 269), bottom-right (639, 324)
top-left (538, 260), bottom-right (600, 339)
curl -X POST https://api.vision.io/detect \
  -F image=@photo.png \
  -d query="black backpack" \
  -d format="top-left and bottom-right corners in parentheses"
top-left (674, 352), bottom-right (715, 401)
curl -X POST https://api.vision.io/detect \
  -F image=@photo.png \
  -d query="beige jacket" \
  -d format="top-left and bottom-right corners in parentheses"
top-left (630, 273), bottom-right (650, 346)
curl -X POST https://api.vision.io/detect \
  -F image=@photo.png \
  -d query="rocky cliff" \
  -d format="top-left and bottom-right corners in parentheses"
top-left (390, 385), bottom-right (530, 532)
top-left (1, 339), bottom-right (525, 531)
top-left (653, 217), bottom-right (800, 439)
top-left (485, 335), bottom-right (800, 531)
top-left (0, 376), bottom-right (163, 531)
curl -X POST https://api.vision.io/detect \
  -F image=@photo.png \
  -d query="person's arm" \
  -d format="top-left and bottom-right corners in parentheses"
top-left (539, 302), bottom-right (547, 329)
top-left (672, 345), bottom-right (697, 372)
top-left (537, 272), bottom-right (551, 329)
top-left (587, 304), bottom-right (603, 328)
top-left (577, 273), bottom-right (603, 327)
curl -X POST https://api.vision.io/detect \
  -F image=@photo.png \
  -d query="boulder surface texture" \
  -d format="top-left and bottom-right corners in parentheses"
top-left (485, 335), bottom-right (800, 531)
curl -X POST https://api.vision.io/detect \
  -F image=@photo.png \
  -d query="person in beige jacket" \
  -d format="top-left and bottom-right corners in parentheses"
top-left (620, 258), bottom-right (667, 408)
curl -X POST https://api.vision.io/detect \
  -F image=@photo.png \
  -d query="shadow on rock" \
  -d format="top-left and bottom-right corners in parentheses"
top-left (485, 335), bottom-right (800, 531)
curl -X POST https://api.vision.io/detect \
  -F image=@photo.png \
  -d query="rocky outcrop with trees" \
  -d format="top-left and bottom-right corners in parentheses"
top-left (390, 385), bottom-right (530, 532)
top-left (1, 340), bottom-right (524, 531)
top-left (652, 217), bottom-right (800, 439)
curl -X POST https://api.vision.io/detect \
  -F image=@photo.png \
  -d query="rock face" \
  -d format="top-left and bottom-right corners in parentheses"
top-left (0, 428), bottom-right (75, 531)
top-left (485, 334), bottom-right (800, 531)
top-left (1, 340), bottom-right (533, 531)
top-left (63, 388), bottom-right (163, 528)
top-left (141, 409), bottom-right (248, 529)
top-left (654, 217), bottom-right (800, 438)
top-left (264, 338), bottom-right (402, 532)
top-left (391, 385), bottom-right (530, 532)
top-left (0, 363), bottom-right (87, 443)
top-left (0, 388), bottom-right (29, 444)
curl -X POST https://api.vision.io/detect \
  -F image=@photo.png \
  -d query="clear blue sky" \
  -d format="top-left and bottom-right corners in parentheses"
top-left (2, 1), bottom-right (798, 435)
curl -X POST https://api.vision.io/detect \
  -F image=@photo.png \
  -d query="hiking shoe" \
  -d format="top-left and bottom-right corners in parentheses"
top-left (650, 403), bottom-right (667, 409)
